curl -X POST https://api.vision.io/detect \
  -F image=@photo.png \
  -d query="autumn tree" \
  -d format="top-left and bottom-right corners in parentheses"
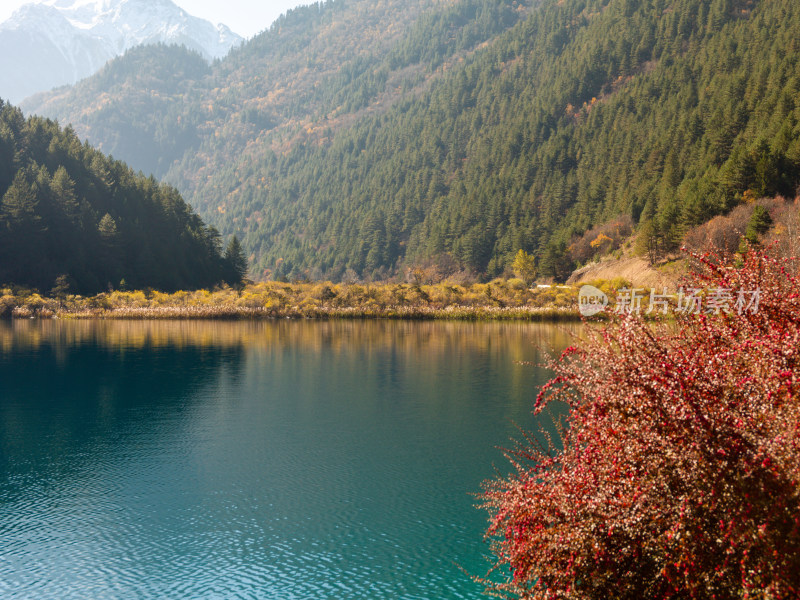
top-left (511, 249), bottom-right (537, 286)
top-left (481, 248), bottom-right (800, 599)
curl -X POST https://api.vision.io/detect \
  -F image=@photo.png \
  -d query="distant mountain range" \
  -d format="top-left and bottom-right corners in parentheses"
top-left (18, 0), bottom-right (800, 282)
top-left (0, 0), bottom-right (241, 103)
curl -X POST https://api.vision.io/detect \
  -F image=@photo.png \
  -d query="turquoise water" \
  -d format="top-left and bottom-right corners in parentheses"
top-left (0, 320), bottom-right (573, 599)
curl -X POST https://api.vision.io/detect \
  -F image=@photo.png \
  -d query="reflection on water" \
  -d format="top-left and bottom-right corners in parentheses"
top-left (0, 320), bottom-right (578, 599)
top-left (0, 318), bottom-right (576, 354)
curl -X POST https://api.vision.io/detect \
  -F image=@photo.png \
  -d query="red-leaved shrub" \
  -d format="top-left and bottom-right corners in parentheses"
top-left (481, 249), bottom-right (800, 599)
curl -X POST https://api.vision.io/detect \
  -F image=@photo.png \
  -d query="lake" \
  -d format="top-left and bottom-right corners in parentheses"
top-left (0, 319), bottom-right (575, 599)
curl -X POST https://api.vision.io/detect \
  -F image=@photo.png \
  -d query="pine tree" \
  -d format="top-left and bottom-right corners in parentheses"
top-left (224, 235), bottom-right (248, 284)
top-left (745, 204), bottom-right (773, 245)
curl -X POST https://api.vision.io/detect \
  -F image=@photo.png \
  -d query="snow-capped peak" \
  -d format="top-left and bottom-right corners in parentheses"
top-left (34, 0), bottom-right (242, 59)
top-left (0, 0), bottom-right (242, 103)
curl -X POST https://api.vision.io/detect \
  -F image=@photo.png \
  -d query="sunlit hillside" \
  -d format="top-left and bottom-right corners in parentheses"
top-left (24, 0), bottom-right (800, 282)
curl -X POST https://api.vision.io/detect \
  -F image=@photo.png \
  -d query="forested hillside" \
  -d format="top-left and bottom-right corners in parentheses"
top-left (25, 0), bottom-right (517, 181)
top-left (23, 44), bottom-right (212, 180)
top-left (0, 100), bottom-right (241, 294)
top-left (25, 0), bottom-right (800, 281)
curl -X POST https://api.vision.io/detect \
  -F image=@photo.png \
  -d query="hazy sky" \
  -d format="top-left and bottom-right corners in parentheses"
top-left (0, 0), bottom-right (309, 39)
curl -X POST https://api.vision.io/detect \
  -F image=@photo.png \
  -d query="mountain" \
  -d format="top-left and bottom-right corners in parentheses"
top-left (0, 99), bottom-right (241, 293)
top-left (22, 0), bottom-right (800, 282)
top-left (0, 0), bottom-right (241, 104)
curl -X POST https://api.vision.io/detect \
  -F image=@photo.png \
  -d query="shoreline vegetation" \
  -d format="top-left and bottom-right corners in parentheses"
top-left (0, 278), bottom-right (603, 321)
top-left (478, 251), bottom-right (800, 598)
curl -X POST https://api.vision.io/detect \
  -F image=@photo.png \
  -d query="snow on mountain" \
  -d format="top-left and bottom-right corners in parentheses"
top-left (0, 0), bottom-right (242, 104)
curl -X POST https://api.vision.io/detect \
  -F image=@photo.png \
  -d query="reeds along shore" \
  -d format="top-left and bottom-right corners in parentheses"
top-left (0, 278), bottom-right (601, 321)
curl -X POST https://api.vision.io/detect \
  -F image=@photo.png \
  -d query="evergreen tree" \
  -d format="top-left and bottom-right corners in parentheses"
top-left (0, 101), bottom-right (234, 293)
top-left (745, 204), bottom-right (773, 245)
top-left (224, 235), bottom-right (248, 284)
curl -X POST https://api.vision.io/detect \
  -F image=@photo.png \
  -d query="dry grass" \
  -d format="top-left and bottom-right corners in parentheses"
top-left (0, 279), bottom-right (589, 321)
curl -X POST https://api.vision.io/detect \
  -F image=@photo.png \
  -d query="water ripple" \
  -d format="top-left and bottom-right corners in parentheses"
top-left (0, 320), bottom-right (572, 599)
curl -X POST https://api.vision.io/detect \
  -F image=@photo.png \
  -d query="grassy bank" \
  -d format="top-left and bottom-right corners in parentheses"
top-left (0, 279), bottom-right (590, 321)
